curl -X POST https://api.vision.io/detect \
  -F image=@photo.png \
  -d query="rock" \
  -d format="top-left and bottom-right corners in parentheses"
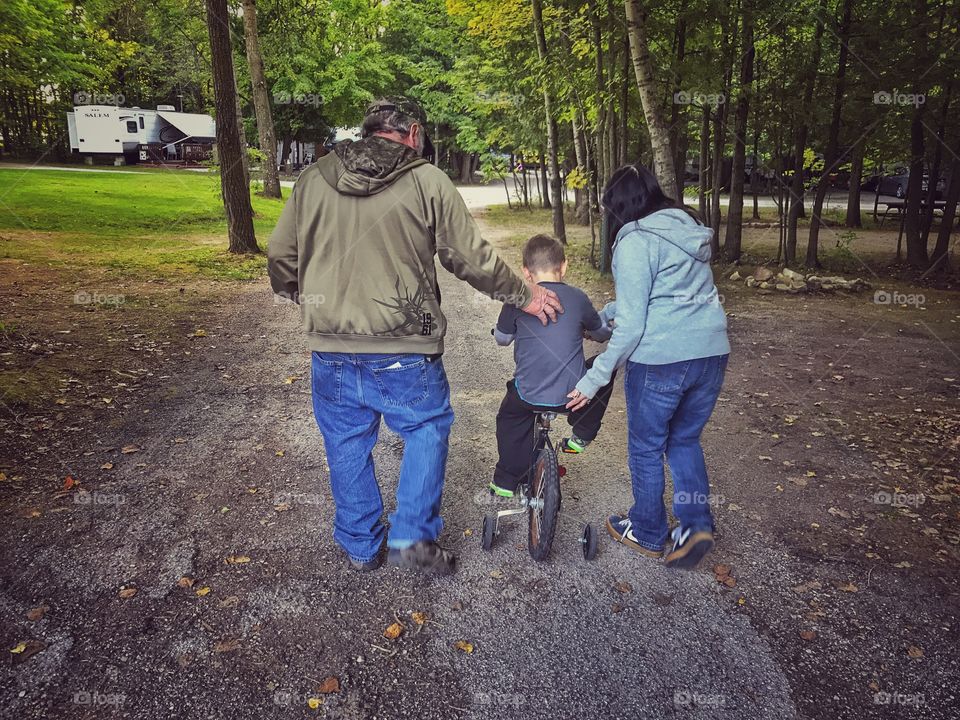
top-left (775, 283), bottom-right (791, 291)
top-left (759, 281), bottom-right (772, 289)
top-left (754, 267), bottom-right (775, 282)
top-left (729, 271), bottom-right (742, 281)
top-left (790, 281), bottom-right (808, 292)
top-left (745, 276), bottom-right (757, 288)
top-left (782, 268), bottom-right (805, 282)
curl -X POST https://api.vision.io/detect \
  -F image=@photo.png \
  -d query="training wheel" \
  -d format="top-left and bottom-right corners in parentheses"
top-left (481, 514), bottom-right (496, 551)
top-left (581, 522), bottom-right (598, 561)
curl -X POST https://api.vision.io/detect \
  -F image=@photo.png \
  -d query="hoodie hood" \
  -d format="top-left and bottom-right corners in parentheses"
top-left (619, 207), bottom-right (714, 262)
top-left (320, 135), bottom-right (429, 196)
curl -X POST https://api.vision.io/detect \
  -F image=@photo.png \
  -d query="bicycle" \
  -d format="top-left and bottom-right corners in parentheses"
top-left (480, 411), bottom-right (598, 562)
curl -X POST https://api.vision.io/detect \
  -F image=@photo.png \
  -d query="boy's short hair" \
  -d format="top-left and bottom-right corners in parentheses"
top-left (522, 234), bottom-right (565, 273)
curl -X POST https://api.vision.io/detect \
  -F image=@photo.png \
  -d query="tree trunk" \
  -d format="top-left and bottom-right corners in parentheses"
top-left (233, 72), bottom-right (250, 189)
top-left (698, 103), bottom-right (710, 218)
top-left (624, 0), bottom-right (676, 195)
top-left (904, 106), bottom-right (929, 267)
top-left (242, 0), bottom-right (281, 199)
top-left (669, 17), bottom-right (687, 199)
top-left (929, 143), bottom-right (959, 273)
top-left (206, 0), bottom-right (258, 254)
top-left (724, 7), bottom-right (754, 262)
top-left (532, 0), bottom-right (566, 241)
top-left (921, 83), bottom-right (950, 244)
top-left (572, 116), bottom-right (590, 224)
top-left (806, 0), bottom-right (851, 268)
top-left (845, 135), bottom-right (865, 227)
top-left (785, 1), bottom-right (825, 265)
top-left (540, 150), bottom-right (551, 209)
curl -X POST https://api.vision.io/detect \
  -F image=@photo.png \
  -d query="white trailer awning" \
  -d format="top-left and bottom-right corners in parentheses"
top-left (157, 111), bottom-right (215, 141)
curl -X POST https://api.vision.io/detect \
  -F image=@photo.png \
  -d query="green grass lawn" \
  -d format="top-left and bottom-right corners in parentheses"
top-left (0, 167), bottom-right (285, 280)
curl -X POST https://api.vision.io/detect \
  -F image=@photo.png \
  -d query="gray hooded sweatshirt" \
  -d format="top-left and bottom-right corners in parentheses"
top-left (576, 208), bottom-right (730, 398)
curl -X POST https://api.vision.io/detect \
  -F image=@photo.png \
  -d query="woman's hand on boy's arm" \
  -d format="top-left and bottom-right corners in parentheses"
top-left (565, 387), bottom-right (591, 411)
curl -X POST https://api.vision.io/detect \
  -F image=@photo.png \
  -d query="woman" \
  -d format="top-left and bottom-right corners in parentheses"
top-left (566, 164), bottom-right (730, 570)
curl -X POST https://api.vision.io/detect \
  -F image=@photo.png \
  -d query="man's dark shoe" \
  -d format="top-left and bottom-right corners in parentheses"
top-left (664, 526), bottom-right (714, 570)
top-left (388, 541), bottom-right (457, 576)
top-left (349, 554), bottom-right (383, 572)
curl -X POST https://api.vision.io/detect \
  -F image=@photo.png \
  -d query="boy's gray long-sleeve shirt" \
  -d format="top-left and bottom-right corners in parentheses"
top-left (496, 281), bottom-right (610, 406)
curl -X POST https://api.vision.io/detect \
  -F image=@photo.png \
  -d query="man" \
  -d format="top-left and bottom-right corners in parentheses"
top-left (268, 97), bottom-right (561, 576)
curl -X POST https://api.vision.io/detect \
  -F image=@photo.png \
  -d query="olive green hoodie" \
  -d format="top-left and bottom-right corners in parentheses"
top-left (267, 135), bottom-right (530, 354)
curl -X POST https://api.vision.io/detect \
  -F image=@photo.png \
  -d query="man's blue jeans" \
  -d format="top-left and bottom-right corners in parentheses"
top-left (311, 352), bottom-right (455, 564)
top-left (623, 354), bottom-right (728, 552)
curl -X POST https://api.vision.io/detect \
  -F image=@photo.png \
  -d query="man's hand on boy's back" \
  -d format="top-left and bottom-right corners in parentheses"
top-left (521, 282), bottom-right (563, 325)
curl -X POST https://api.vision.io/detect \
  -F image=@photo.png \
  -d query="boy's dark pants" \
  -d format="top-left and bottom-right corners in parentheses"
top-left (493, 357), bottom-right (616, 491)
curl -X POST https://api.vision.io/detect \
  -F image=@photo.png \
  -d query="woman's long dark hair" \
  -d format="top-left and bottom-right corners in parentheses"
top-left (601, 164), bottom-right (701, 256)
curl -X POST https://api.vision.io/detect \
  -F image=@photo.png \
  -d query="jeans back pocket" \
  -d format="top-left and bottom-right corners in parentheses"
top-left (643, 361), bottom-right (688, 392)
top-left (372, 358), bottom-right (429, 407)
top-left (312, 353), bottom-right (343, 404)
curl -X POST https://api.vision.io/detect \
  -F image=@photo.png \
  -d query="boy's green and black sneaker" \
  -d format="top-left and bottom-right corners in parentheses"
top-left (488, 481), bottom-right (516, 498)
top-left (561, 435), bottom-right (590, 454)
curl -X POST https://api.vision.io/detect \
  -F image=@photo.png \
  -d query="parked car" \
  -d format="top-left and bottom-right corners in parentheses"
top-left (870, 168), bottom-right (945, 199)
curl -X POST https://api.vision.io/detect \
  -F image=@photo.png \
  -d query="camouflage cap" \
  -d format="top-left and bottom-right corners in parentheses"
top-left (363, 96), bottom-right (434, 160)
top-left (364, 96), bottom-right (428, 126)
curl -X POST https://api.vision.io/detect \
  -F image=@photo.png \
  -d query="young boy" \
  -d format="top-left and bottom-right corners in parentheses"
top-left (490, 234), bottom-right (615, 497)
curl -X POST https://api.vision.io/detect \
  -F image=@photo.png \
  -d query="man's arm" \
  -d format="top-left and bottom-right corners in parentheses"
top-left (267, 184), bottom-right (299, 302)
top-left (430, 172), bottom-right (561, 323)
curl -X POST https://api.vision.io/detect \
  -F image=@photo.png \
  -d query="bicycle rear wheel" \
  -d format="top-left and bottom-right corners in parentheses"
top-left (528, 445), bottom-right (561, 561)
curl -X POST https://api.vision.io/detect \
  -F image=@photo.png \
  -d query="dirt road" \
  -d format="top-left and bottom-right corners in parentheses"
top-left (1, 203), bottom-right (957, 719)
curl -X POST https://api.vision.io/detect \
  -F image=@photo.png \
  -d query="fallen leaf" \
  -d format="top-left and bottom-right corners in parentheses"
top-left (118, 587), bottom-right (138, 599)
top-left (225, 555), bottom-right (251, 565)
top-left (192, 329), bottom-right (207, 337)
top-left (383, 622), bottom-right (404, 640)
top-left (453, 640), bottom-right (474, 653)
top-left (0, 472), bottom-right (6, 482)
top-left (611, 603), bottom-right (627, 613)
top-left (26, 509), bottom-right (41, 518)
top-left (806, 470), bottom-right (817, 477)
top-left (275, 450), bottom-right (285, 457)
top-left (120, 444), bottom-right (140, 454)
top-left (213, 638), bottom-right (240, 653)
top-left (274, 503), bottom-right (292, 512)
top-left (219, 596), bottom-right (239, 607)
top-left (317, 677), bottom-right (340, 694)
top-left (307, 697), bottom-right (323, 710)
top-left (283, 376), bottom-right (300, 384)
top-left (176, 576), bottom-right (195, 589)
top-left (907, 645), bottom-right (924, 659)
top-left (462, 528), bottom-right (473, 537)
top-left (100, 462), bottom-right (113, 470)
top-left (792, 580), bottom-right (822, 594)
top-left (828, 507), bottom-right (851, 519)
top-left (195, 586), bottom-right (211, 597)
top-left (26, 606), bottom-right (50, 621)
top-left (799, 630), bottom-right (817, 641)
top-left (489, 569), bottom-right (504, 579)
top-left (9, 640), bottom-right (45, 662)
top-left (613, 581), bottom-right (633, 594)
top-left (893, 561), bottom-right (913, 569)
top-left (713, 564), bottom-right (731, 578)
top-left (838, 582), bottom-right (859, 593)
top-left (723, 576), bottom-right (737, 588)
top-left (758, 455), bottom-right (773, 461)
top-left (63, 476), bottom-right (77, 490)
top-left (411, 612), bottom-right (428, 626)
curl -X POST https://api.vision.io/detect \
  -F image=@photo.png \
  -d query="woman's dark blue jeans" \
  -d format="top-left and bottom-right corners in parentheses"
top-left (623, 354), bottom-right (728, 552)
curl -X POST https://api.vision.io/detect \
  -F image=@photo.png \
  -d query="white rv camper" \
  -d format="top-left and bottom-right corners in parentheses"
top-left (66, 105), bottom-right (216, 165)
